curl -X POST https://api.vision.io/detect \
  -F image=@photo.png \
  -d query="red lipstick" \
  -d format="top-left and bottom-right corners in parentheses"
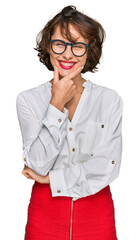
top-left (58, 60), bottom-right (77, 70)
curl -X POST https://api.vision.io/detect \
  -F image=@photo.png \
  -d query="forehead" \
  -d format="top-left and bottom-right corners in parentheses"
top-left (51, 24), bottom-right (88, 43)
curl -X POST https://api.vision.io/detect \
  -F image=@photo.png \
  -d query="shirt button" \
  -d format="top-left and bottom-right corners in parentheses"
top-left (69, 127), bottom-right (73, 131)
top-left (58, 118), bottom-right (62, 122)
top-left (72, 148), bottom-right (76, 152)
top-left (112, 160), bottom-right (115, 164)
top-left (57, 190), bottom-right (61, 193)
top-left (101, 124), bottom-right (104, 128)
top-left (24, 158), bottom-right (26, 162)
top-left (90, 153), bottom-right (94, 156)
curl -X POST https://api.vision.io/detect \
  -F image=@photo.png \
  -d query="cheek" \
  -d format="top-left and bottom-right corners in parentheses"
top-left (49, 53), bottom-right (57, 66)
top-left (80, 55), bottom-right (87, 65)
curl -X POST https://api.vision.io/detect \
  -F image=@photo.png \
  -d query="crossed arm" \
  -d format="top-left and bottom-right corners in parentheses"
top-left (22, 164), bottom-right (50, 184)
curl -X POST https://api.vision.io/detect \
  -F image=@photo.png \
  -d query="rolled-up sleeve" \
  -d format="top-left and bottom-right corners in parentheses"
top-left (49, 93), bottom-right (123, 199)
top-left (16, 93), bottom-right (69, 176)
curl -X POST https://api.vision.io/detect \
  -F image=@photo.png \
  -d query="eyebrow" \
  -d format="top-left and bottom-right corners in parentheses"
top-left (51, 39), bottom-right (88, 44)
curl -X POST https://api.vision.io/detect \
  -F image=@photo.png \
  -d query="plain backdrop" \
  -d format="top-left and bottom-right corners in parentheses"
top-left (0, 0), bottom-right (138, 239)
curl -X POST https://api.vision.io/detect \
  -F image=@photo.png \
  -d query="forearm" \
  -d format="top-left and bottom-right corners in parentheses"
top-left (22, 165), bottom-right (50, 184)
top-left (16, 94), bottom-right (69, 176)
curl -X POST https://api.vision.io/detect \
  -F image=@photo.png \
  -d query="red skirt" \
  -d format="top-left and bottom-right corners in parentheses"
top-left (24, 181), bottom-right (118, 240)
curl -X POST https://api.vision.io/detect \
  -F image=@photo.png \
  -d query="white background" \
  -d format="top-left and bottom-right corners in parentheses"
top-left (0, 0), bottom-right (138, 239)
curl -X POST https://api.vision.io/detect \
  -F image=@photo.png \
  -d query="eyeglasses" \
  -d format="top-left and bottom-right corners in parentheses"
top-left (49, 39), bottom-right (89, 57)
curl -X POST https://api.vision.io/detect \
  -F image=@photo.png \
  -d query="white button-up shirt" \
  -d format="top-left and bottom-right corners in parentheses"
top-left (16, 79), bottom-right (123, 201)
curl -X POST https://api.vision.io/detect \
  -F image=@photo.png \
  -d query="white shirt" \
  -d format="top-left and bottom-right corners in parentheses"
top-left (16, 79), bottom-right (123, 201)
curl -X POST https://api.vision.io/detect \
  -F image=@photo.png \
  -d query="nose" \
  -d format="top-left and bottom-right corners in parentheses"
top-left (62, 45), bottom-right (74, 60)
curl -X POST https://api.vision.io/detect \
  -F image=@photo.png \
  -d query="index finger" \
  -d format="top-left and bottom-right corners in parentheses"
top-left (53, 65), bottom-right (59, 83)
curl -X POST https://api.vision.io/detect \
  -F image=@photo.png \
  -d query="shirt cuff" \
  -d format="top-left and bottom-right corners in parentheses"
top-left (22, 149), bottom-right (32, 169)
top-left (49, 168), bottom-right (67, 197)
top-left (41, 103), bottom-right (69, 129)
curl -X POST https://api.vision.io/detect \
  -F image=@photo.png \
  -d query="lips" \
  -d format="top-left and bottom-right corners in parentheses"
top-left (58, 60), bottom-right (77, 70)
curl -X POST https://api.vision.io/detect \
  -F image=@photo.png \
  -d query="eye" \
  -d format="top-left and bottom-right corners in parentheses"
top-left (73, 43), bottom-right (84, 49)
top-left (74, 45), bottom-right (82, 48)
top-left (53, 41), bottom-right (65, 47)
top-left (55, 43), bottom-right (64, 46)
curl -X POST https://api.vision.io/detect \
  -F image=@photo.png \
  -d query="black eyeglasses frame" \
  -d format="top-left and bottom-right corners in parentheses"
top-left (49, 39), bottom-right (89, 57)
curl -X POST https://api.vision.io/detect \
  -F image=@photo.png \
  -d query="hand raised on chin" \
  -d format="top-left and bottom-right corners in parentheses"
top-left (22, 165), bottom-right (50, 184)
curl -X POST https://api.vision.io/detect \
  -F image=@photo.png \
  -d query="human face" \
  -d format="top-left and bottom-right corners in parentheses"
top-left (49, 24), bottom-right (89, 78)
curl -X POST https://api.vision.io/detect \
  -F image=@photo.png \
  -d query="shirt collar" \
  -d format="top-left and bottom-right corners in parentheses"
top-left (82, 79), bottom-right (91, 88)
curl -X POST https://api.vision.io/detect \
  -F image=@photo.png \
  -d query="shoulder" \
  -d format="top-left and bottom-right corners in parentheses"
top-left (16, 81), bottom-right (51, 120)
top-left (16, 81), bottom-right (51, 104)
top-left (89, 80), bottom-right (123, 104)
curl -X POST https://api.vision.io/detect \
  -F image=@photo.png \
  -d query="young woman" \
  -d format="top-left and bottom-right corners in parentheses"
top-left (16, 5), bottom-right (123, 240)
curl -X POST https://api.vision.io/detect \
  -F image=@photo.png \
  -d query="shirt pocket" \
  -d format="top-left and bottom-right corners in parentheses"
top-left (80, 120), bottom-right (109, 154)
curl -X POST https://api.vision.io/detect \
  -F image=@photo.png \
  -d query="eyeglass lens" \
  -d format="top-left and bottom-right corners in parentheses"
top-left (52, 40), bottom-right (87, 56)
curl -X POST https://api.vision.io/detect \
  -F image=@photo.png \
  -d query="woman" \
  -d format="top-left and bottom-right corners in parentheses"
top-left (16, 5), bottom-right (123, 240)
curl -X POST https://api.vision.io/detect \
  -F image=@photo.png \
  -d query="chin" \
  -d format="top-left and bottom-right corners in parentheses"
top-left (59, 69), bottom-right (73, 77)
top-left (59, 73), bottom-right (68, 80)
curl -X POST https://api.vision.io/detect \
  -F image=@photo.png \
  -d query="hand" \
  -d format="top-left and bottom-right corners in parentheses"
top-left (51, 65), bottom-right (84, 106)
top-left (22, 165), bottom-right (50, 184)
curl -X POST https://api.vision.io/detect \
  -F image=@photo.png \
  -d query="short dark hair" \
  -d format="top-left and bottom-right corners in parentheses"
top-left (34, 5), bottom-right (106, 73)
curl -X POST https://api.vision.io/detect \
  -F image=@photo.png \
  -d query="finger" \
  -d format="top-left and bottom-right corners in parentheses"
top-left (25, 168), bottom-right (39, 180)
top-left (25, 173), bottom-right (34, 179)
top-left (22, 171), bottom-right (28, 178)
top-left (66, 66), bottom-right (83, 80)
top-left (22, 170), bottom-right (29, 177)
top-left (22, 169), bottom-right (31, 176)
top-left (22, 170), bottom-right (34, 180)
top-left (23, 168), bottom-right (33, 177)
top-left (26, 174), bottom-right (34, 179)
top-left (22, 169), bottom-right (28, 174)
top-left (22, 167), bottom-right (33, 175)
top-left (53, 65), bottom-right (59, 83)
top-left (25, 173), bottom-right (30, 178)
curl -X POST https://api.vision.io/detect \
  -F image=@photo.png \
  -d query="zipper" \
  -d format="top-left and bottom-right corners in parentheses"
top-left (70, 198), bottom-right (73, 240)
